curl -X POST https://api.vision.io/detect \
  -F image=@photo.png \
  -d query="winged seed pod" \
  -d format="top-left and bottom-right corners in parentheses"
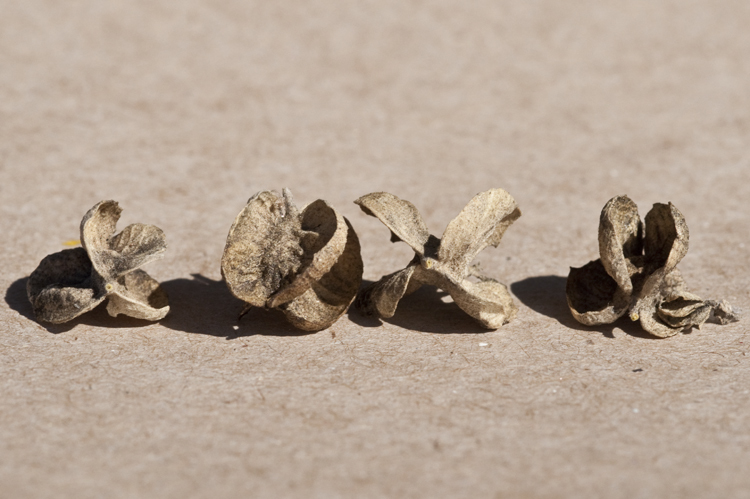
top-left (27, 201), bottom-right (169, 324)
top-left (566, 195), bottom-right (739, 338)
top-left (354, 189), bottom-right (521, 329)
top-left (221, 189), bottom-right (363, 331)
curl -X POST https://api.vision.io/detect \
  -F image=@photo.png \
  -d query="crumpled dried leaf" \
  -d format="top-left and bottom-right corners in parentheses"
top-left (27, 201), bottom-right (169, 324)
top-left (221, 189), bottom-right (363, 331)
top-left (355, 189), bottom-right (521, 329)
top-left (567, 195), bottom-right (739, 337)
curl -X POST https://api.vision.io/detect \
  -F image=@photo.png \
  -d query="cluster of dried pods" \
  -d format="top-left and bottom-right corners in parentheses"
top-left (566, 195), bottom-right (738, 337)
top-left (27, 191), bottom-right (739, 338)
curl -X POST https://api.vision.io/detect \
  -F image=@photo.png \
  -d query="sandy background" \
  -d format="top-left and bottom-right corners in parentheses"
top-left (2, 1), bottom-right (749, 497)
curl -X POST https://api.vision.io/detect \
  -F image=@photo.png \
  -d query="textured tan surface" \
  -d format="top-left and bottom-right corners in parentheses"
top-left (27, 200), bottom-right (170, 324)
top-left (1, 1), bottom-right (749, 497)
top-left (355, 189), bottom-right (520, 328)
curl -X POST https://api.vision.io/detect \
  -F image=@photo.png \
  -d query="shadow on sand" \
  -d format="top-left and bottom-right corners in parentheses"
top-left (6, 273), bottom-right (666, 339)
top-left (5, 276), bottom-right (164, 334)
top-left (510, 275), bottom-right (657, 339)
top-left (158, 274), bottom-right (315, 338)
top-left (5, 274), bottom-right (312, 338)
top-left (347, 280), bottom-right (494, 335)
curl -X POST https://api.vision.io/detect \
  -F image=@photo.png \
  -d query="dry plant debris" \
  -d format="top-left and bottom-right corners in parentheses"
top-left (355, 189), bottom-right (521, 329)
top-left (567, 195), bottom-right (739, 337)
top-left (222, 188), bottom-right (363, 331)
top-left (27, 201), bottom-right (169, 324)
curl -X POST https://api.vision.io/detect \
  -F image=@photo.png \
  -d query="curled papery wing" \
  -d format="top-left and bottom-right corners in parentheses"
top-left (598, 195), bottom-right (643, 296)
top-left (355, 192), bottom-right (430, 256)
top-left (634, 300), bottom-right (681, 338)
top-left (438, 189), bottom-right (520, 277)
top-left (281, 226), bottom-right (363, 330)
top-left (627, 202), bottom-right (690, 337)
top-left (81, 201), bottom-right (167, 281)
top-left (81, 200), bottom-right (121, 254)
top-left (654, 268), bottom-right (711, 329)
top-left (221, 190), bottom-right (304, 307)
top-left (278, 218), bottom-right (362, 331)
top-left (444, 277), bottom-right (517, 329)
top-left (106, 269), bottom-right (169, 321)
top-left (566, 259), bottom-right (629, 326)
top-left (89, 224), bottom-right (167, 281)
top-left (355, 264), bottom-right (419, 318)
top-left (268, 200), bottom-right (353, 307)
top-left (643, 202), bottom-right (688, 276)
top-left (657, 296), bottom-right (712, 329)
top-left (26, 247), bottom-right (104, 323)
top-left (279, 288), bottom-right (343, 331)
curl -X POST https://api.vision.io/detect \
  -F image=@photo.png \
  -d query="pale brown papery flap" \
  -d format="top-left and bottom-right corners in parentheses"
top-left (598, 195), bottom-right (642, 296)
top-left (268, 199), bottom-right (348, 308)
top-left (26, 247), bottom-right (104, 324)
top-left (221, 190), bottom-right (304, 307)
top-left (439, 188), bottom-right (520, 277)
top-left (355, 192), bottom-right (430, 256)
top-left (106, 269), bottom-right (170, 321)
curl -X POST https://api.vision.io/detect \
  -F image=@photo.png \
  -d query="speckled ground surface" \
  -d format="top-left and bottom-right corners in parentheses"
top-left (2, 1), bottom-right (749, 497)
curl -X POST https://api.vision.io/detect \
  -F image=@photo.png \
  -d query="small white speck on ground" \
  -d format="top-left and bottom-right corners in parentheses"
top-left (633, 408), bottom-right (639, 413)
top-left (479, 342), bottom-right (488, 347)
top-left (233, 325), bottom-right (239, 331)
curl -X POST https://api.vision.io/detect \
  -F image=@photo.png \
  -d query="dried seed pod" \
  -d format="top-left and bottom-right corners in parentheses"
top-left (355, 189), bottom-right (521, 329)
top-left (221, 189), bottom-right (363, 331)
top-left (567, 195), bottom-right (739, 337)
top-left (27, 201), bottom-right (169, 324)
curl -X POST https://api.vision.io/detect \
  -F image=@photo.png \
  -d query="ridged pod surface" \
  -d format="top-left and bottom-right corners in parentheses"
top-left (222, 189), bottom-right (363, 331)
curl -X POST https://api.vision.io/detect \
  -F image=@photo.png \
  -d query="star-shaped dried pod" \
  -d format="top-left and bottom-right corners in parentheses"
top-left (27, 201), bottom-right (169, 324)
top-left (354, 189), bottom-right (521, 329)
top-left (221, 188), bottom-right (363, 331)
top-left (567, 195), bottom-right (739, 338)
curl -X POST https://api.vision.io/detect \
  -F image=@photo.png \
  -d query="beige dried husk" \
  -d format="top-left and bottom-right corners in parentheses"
top-left (27, 201), bottom-right (169, 324)
top-left (567, 195), bottom-right (739, 337)
top-left (355, 189), bottom-right (521, 329)
top-left (221, 189), bottom-right (363, 331)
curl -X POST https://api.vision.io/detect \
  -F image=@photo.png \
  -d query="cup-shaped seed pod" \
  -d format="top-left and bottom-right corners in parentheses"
top-left (221, 189), bottom-right (363, 331)
top-left (567, 195), bottom-right (739, 337)
top-left (355, 188), bottom-right (521, 329)
top-left (27, 200), bottom-right (169, 324)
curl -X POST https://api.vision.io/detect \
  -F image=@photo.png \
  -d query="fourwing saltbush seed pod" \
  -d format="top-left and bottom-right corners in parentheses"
top-left (221, 188), bottom-right (363, 331)
top-left (567, 195), bottom-right (739, 338)
top-left (354, 189), bottom-right (521, 329)
top-left (27, 200), bottom-right (169, 324)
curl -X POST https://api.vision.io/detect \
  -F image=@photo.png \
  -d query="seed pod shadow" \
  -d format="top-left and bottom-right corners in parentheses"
top-left (158, 274), bottom-right (317, 338)
top-left (347, 280), bottom-right (489, 334)
top-left (6, 276), bottom-right (162, 333)
top-left (510, 275), bottom-right (653, 339)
